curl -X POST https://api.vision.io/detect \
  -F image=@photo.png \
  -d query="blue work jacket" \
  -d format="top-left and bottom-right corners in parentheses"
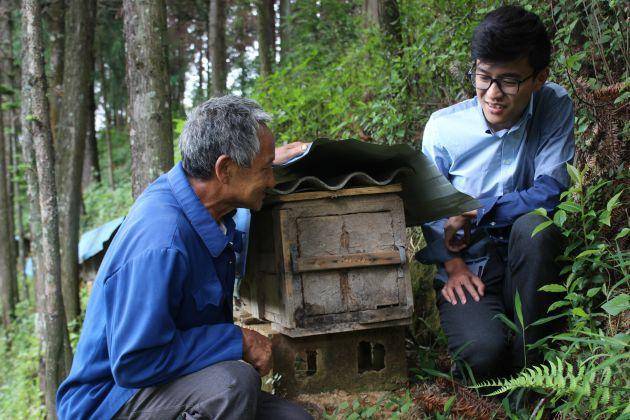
top-left (56, 162), bottom-right (244, 419)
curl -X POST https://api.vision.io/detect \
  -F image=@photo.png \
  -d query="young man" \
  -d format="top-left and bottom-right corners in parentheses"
top-left (416, 6), bottom-right (574, 380)
top-left (57, 96), bottom-right (312, 419)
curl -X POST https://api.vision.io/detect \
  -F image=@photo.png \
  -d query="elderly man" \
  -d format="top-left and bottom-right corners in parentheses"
top-left (417, 6), bottom-right (574, 380)
top-left (57, 96), bottom-right (313, 419)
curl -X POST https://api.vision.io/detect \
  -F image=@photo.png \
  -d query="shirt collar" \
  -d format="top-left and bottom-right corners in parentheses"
top-left (476, 93), bottom-right (535, 137)
top-left (167, 162), bottom-right (238, 257)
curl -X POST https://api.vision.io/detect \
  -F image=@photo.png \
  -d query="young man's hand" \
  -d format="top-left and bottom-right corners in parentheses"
top-left (444, 210), bottom-right (478, 252)
top-left (273, 142), bottom-right (310, 165)
top-left (442, 257), bottom-right (485, 305)
top-left (241, 327), bottom-right (272, 376)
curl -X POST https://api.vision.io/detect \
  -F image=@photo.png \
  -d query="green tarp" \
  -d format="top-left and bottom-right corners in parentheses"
top-left (272, 138), bottom-right (479, 227)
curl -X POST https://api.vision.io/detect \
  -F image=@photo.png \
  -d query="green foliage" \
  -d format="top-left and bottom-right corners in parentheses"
top-left (82, 181), bottom-right (133, 232)
top-left (473, 355), bottom-right (629, 417)
top-left (0, 301), bottom-right (44, 418)
top-left (254, 0), bottom-right (483, 145)
top-left (323, 390), bottom-right (414, 419)
top-left (482, 164), bottom-right (630, 417)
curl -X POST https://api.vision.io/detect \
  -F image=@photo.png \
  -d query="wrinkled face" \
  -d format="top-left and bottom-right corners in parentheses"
top-left (475, 57), bottom-right (547, 131)
top-left (230, 124), bottom-right (276, 211)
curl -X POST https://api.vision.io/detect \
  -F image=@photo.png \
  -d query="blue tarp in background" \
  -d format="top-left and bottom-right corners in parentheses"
top-left (25, 216), bottom-right (125, 277)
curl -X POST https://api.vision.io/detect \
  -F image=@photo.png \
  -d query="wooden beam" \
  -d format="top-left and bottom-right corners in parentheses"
top-left (294, 250), bottom-right (401, 273)
top-left (265, 184), bottom-right (402, 204)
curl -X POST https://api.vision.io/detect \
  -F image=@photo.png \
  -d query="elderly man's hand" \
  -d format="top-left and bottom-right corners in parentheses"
top-left (442, 257), bottom-right (485, 305)
top-left (241, 327), bottom-right (272, 376)
top-left (273, 142), bottom-right (310, 165)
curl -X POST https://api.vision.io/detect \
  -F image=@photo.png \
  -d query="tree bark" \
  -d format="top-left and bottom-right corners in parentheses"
top-left (21, 0), bottom-right (72, 416)
top-left (0, 0), bottom-right (17, 326)
top-left (82, 75), bottom-right (100, 188)
top-left (279, 0), bottom-right (290, 63)
top-left (10, 117), bottom-right (26, 300)
top-left (47, 0), bottom-right (65, 140)
top-left (83, 0), bottom-right (99, 188)
top-left (363, 0), bottom-right (401, 44)
top-left (209, 0), bottom-right (227, 96)
top-left (0, 95), bottom-right (16, 329)
top-left (55, 0), bottom-right (95, 323)
top-left (256, 0), bottom-right (275, 78)
top-left (123, 0), bottom-right (174, 199)
top-left (97, 55), bottom-right (116, 190)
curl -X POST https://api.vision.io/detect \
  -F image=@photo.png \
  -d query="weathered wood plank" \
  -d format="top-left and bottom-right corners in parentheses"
top-left (265, 184), bottom-right (402, 204)
top-left (294, 250), bottom-right (401, 273)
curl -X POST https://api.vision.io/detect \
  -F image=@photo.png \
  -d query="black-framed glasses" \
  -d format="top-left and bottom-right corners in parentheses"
top-left (467, 71), bottom-right (535, 95)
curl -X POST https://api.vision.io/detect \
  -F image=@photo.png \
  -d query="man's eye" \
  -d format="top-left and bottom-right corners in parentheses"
top-left (501, 79), bottom-right (519, 86)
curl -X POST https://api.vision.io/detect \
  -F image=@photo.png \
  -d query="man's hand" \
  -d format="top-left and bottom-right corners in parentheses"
top-left (273, 142), bottom-right (310, 165)
top-left (241, 327), bottom-right (272, 376)
top-left (444, 210), bottom-right (478, 252)
top-left (442, 257), bottom-right (485, 305)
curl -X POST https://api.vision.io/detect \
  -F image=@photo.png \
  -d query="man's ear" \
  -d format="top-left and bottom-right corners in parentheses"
top-left (214, 155), bottom-right (235, 184)
top-left (533, 67), bottom-right (549, 91)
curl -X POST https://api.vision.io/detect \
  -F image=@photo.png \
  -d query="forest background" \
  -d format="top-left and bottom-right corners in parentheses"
top-left (0, 0), bottom-right (627, 418)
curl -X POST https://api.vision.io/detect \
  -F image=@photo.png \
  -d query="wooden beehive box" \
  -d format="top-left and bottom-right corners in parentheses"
top-left (240, 184), bottom-right (413, 337)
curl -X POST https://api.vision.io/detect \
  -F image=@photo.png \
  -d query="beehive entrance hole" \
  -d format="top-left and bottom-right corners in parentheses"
top-left (295, 349), bottom-right (318, 379)
top-left (358, 341), bottom-right (385, 373)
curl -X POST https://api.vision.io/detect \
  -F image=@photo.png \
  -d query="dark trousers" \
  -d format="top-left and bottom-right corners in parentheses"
top-left (114, 360), bottom-right (313, 419)
top-left (438, 213), bottom-right (564, 380)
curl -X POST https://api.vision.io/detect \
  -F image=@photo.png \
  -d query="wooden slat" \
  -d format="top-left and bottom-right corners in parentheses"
top-left (294, 250), bottom-right (401, 273)
top-left (265, 184), bottom-right (402, 204)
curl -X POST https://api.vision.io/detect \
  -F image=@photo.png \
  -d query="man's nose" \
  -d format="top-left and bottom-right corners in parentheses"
top-left (487, 81), bottom-right (505, 99)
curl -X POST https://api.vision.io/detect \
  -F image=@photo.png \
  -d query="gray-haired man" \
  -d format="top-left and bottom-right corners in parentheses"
top-left (57, 96), bottom-right (313, 419)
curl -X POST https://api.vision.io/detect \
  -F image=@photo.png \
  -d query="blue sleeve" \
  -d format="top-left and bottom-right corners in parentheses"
top-left (418, 116), bottom-right (460, 263)
top-left (417, 219), bottom-right (460, 264)
top-left (477, 173), bottom-right (566, 228)
top-left (533, 93), bottom-right (575, 186)
top-left (477, 92), bottom-right (575, 228)
top-left (104, 248), bottom-right (243, 389)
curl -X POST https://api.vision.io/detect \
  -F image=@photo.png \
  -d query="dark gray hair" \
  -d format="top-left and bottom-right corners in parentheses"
top-left (179, 95), bottom-right (272, 179)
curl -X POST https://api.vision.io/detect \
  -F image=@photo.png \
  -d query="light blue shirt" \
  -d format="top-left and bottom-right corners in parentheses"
top-left (417, 82), bottom-right (575, 281)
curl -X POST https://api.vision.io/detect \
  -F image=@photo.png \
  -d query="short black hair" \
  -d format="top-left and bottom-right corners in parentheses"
top-left (471, 5), bottom-right (551, 72)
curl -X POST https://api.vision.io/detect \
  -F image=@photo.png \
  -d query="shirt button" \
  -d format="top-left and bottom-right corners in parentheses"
top-left (503, 159), bottom-right (512, 165)
top-left (490, 221), bottom-right (496, 226)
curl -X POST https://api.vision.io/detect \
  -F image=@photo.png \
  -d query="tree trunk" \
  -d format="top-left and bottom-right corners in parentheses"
top-left (97, 55), bottom-right (116, 190)
top-left (279, 0), bottom-right (290, 63)
top-left (209, 0), bottom-right (227, 96)
top-left (55, 0), bottom-right (95, 323)
top-left (256, 0), bottom-right (275, 78)
top-left (0, 95), bottom-right (16, 329)
top-left (104, 110), bottom-right (116, 190)
top-left (123, 0), bottom-right (174, 199)
top-left (82, 76), bottom-right (100, 188)
top-left (0, 0), bottom-right (17, 326)
top-left (1, 0), bottom-right (25, 293)
top-left (83, 0), bottom-right (99, 189)
top-left (363, 0), bottom-right (401, 44)
top-left (21, 0), bottom-right (72, 416)
top-left (47, 0), bottom-right (65, 140)
top-left (10, 118), bottom-right (26, 300)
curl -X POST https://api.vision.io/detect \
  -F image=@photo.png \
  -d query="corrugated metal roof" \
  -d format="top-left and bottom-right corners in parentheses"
top-left (272, 138), bottom-right (479, 226)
